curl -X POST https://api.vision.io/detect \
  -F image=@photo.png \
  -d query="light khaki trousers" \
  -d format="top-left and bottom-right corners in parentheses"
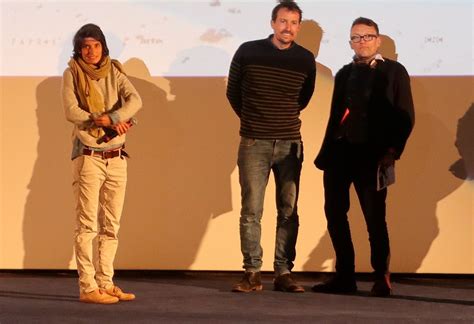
top-left (72, 155), bottom-right (127, 293)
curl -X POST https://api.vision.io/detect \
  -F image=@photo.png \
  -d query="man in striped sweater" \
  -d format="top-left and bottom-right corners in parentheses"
top-left (226, 1), bottom-right (316, 293)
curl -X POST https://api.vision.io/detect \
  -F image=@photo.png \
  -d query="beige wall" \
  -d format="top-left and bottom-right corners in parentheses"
top-left (1, 24), bottom-right (473, 273)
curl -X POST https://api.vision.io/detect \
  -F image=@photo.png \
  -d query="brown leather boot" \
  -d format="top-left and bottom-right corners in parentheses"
top-left (104, 285), bottom-right (136, 301)
top-left (79, 289), bottom-right (119, 304)
top-left (231, 272), bottom-right (263, 292)
top-left (274, 273), bottom-right (305, 293)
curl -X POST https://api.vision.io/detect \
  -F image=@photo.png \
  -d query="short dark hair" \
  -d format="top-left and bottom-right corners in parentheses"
top-left (272, 1), bottom-right (302, 23)
top-left (351, 17), bottom-right (379, 35)
top-left (72, 23), bottom-right (109, 60)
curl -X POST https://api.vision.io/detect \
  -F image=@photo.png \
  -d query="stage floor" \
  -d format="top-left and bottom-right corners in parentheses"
top-left (0, 271), bottom-right (473, 323)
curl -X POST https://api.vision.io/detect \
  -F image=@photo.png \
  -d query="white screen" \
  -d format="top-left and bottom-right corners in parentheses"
top-left (1, 0), bottom-right (472, 76)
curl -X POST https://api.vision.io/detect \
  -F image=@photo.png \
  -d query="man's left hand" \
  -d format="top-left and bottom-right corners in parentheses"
top-left (380, 148), bottom-right (397, 167)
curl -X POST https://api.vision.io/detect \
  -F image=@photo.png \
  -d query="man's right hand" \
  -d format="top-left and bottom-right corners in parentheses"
top-left (112, 121), bottom-right (131, 135)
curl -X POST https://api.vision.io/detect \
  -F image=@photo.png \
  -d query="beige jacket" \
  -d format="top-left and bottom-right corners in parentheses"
top-left (62, 64), bottom-right (142, 150)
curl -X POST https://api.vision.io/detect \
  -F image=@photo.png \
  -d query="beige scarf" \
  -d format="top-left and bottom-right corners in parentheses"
top-left (68, 56), bottom-right (125, 137)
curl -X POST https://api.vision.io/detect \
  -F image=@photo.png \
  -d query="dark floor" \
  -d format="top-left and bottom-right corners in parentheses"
top-left (0, 271), bottom-right (473, 323)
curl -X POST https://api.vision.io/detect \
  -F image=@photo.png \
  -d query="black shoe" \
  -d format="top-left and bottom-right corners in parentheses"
top-left (231, 272), bottom-right (263, 292)
top-left (371, 274), bottom-right (392, 297)
top-left (311, 275), bottom-right (357, 294)
top-left (274, 273), bottom-right (305, 293)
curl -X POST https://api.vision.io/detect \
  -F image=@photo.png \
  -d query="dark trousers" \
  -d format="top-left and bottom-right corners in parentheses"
top-left (323, 140), bottom-right (390, 278)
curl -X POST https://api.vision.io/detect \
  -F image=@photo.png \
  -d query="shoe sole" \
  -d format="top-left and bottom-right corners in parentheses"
top-left (79, 299), bottom-right (119, 304)
top-left (311, 287), bottom-right (357, 294)
top-left (231, 285), bottom-right (263, 292)
top-left (370, 289), bottom-right (392, 297)
top-left (116, 297), bottom-right (136, 301)
top-left (274, 286), bottom-right (305, 293)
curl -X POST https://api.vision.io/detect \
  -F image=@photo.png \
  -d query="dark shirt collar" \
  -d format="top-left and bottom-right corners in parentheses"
top-left (267, 34), bottom-right (296, 50)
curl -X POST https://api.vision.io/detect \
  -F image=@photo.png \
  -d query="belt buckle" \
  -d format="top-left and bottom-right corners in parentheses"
top-left (104, 149), bottom-right (120, 159)
top-left (84, 147), bottom-right (121, 159)
top-left (104, 151), bottom-right (114, 159)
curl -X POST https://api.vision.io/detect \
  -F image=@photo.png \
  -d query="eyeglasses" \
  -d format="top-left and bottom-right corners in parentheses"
top-left (350, 34), bottom-right (378, 43)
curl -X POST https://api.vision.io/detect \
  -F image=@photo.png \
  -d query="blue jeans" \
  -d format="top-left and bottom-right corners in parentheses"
top-left (237, 137), bottom-right (303, 275)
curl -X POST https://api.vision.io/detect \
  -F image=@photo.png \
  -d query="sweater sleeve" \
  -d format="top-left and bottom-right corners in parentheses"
top-left (112, 66), bottom-right (143, 123)
top-left (61, 68), bottom-right (92, 128)
top-left (298, 57), bottom-right (316, 110)
top-left (226, 46), bottom-right (243, 117)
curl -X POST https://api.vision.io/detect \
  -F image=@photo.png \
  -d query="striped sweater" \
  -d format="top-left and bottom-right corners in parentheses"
top-left (226, 35), bottom-right (316, 140)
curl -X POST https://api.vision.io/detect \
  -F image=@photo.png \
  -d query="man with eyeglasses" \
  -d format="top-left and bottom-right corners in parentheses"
top-left (312, 17), bottom-right (414, 297)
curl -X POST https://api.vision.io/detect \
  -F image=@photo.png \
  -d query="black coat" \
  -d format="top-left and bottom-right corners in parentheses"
top-left (315, 58), bottom-right (415, 170)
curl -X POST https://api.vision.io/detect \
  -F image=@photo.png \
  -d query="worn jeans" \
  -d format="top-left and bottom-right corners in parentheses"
top-left (72, 154), bottom-right (127, 293)
top-left (237, 137), bottom-right (303, 275)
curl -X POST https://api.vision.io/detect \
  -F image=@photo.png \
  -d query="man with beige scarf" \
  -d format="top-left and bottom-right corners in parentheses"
top-left (62, 23), bottom-right (142, 304)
